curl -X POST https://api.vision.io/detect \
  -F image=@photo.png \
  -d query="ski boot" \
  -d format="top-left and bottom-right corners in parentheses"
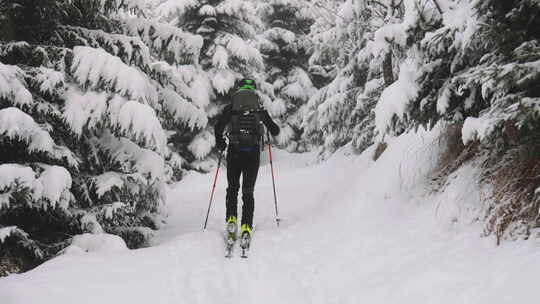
top-left (239, 224), bottom-right (252, 258)
top-left (224, 216), bottom-right (237, 258)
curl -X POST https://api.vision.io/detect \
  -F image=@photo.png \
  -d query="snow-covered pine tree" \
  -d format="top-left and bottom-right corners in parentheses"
top-left (0, 0), bottom-right (205, 271)
top-left (372, 0), bottom-right (540, 243)
top-left (303, 0), bottom-right (395, 157)
top-left (154, 0), bottom-right (269, 161)
top-left (255, 0), bottom-right (317, 152)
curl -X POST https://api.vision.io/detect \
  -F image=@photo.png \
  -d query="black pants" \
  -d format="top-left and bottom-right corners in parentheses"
top-left (225, 149), bottom-right (260, 228)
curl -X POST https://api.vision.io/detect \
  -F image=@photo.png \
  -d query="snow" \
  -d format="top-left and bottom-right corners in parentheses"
top-left (375, 58), bottom-right (420, 137)
top-left (123, 18), bottom-right (203, 64)
top-left (263, 28), bottom-right (296, 45)
top-left (0, 62), bottom-right (32, 106)
top-left (103, 202), bottom-right (128, 220)
top-left (33, 165), bottom-right (72, 210)
top-left (211, 69), bottom-right (236, 94)
top-left (154, 0), bottom-right (199, 21)
top-left (0, 226), bottom-right (20, 243)
top-left (93, 172), bottom-right (125, 198)
top-left (283, 68), bottom-right (317, 101)
top-left (108, 96), bottom-right (167, 152)
top-left (0, 164), bottom-right (35, 208)
top-left (275, 124), bottom-right (294, 145)
top-left (372, 23), bottom-right (408, 56)
top-left (226, 36), bottom-right (264, 69)
top-left (461, 116), bottom-right (498, 144)
top-left (0, 107), bottom-right (55, 153)
top-left (63, 88), bottom-right (109, 136)
top-left (0, 163), bottom-right (72, 210)
top-left (212, 45), bottom-right (230, 69)
top-left (71, 46), bottom-right (158, 105)
top-left (2, 126), bottom-right (540, 303)
top-left (161, 88), bottom-right (208, 130)
top-left (65, 233), bottom-right (128, 254)
top-left (441, 0), bottom-right (479, 52)
top-left (80, 214), bottom-right (104, 234)
top-left (190, 73), bottom-right (212, 109)
top-left (35, 67), bottom-right (65, 95)
top-left (199, 4), bottom-right (217, 16)
top-left (264, 97), bottom-right (287, 117)
top-left (188, 131), bottom-right (215, 160)
top-left (97, 133), bottom-right (165, 182)
top-left (216, 0), bottom-right (257, 21)
top-left (60, 25), bottom-right (152, 67)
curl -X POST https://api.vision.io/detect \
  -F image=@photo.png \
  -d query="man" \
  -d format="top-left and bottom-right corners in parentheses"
top-left (214, 78), bottom-right (280, 252)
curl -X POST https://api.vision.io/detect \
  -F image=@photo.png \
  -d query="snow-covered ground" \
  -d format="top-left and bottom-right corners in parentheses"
top-left (1, 128), bottom-right (540, 304)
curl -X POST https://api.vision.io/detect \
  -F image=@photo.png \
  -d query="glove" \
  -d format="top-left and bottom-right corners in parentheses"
top-left (216, 139), bottom-right (227, 151)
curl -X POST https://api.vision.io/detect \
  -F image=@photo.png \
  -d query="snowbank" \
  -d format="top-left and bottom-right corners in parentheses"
top-left (1, 128), bottom-right (538, 304)
top-left (64, 233), bottom-right (128, 254)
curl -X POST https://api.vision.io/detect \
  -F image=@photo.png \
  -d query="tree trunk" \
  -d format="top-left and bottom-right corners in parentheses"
top-left (383, 51), bottom-right (394, 86)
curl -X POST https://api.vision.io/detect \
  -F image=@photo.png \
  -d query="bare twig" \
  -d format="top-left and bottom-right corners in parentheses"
top-left (431, 0), bottom-right (443, 15)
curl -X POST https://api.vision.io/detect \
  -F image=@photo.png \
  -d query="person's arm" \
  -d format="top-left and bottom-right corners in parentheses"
top-left (215, 105), bottom-right (232, 148)
top-left (261, 110), bottom-right (280, 136)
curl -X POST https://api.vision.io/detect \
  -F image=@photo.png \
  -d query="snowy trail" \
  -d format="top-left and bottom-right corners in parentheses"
top-left (2, 131), bottom-right (540, 304)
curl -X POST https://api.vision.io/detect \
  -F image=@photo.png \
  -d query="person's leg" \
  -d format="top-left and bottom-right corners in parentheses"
top-left (240, 151), bottom-right (260, 228)
top-left (226, 152), bottom-right (242, 221)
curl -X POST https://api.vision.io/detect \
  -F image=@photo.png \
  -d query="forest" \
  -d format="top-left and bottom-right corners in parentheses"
top-left (1, 0), bottom-right (539, 277)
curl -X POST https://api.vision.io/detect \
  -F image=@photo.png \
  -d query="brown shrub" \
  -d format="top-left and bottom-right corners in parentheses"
top-left (483, 144), bottom-right (540, 244)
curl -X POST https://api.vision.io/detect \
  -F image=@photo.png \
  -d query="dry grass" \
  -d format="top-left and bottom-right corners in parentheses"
top-left (483, 144), bottom-right (540, 244)
top-left (428, 122), bottom-right (540, 245)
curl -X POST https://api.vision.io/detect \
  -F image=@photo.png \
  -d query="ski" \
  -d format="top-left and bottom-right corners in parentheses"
top-left (224, 238), bottom-right (235, 258)
top-left (224, 221), bottom-right (237, 258)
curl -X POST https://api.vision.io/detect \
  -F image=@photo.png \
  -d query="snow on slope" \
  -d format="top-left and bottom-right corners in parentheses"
top-left (1, 127), bottom-right (540, 304)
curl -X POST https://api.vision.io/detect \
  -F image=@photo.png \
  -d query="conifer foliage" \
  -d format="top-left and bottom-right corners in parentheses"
top-left (370, 0), bottom-right (540, 242)
top-left (0, 0), bottom-right (205, 270)
top-left (256, 0), bottom-right (317, 151)
top-left (153, 0), bottom-right (267, 165)
top-left (303, 0), bottom-right (391, 157)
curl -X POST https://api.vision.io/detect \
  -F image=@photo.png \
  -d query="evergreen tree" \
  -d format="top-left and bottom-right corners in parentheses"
top-left (154, 0), bottom-right (267, 160)
top-left (0, 0), bottom-right (205, 270)
top-left (372, 0), bottom-right (540, 242)
top-left (303, 0), bottom-right (391, 157)
top-left (256, 0), bottom-right (317, 152)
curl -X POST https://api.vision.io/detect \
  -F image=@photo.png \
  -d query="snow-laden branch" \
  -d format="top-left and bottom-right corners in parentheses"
top-left (0, 163), bottom-right (72, 210)
top-left (123, 18), bottom-right (203, 65)
top-left (59, 25), bottom-right (152, 69)
top-left (70, 46), bottom-right (158, 105)
top-left (95, 133), bottom-right (165, 182)
top-left (161, 88), bottom-right (208, 130)
top-left (108, 95), bottom-right (168, 153)
top-left (0, 107), bottom-right (55, 153)
top-left (0, 63), bottom-right (33, 107)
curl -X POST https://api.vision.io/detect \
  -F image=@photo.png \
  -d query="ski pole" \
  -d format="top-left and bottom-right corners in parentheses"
top-left (203, 151), bottom-right (223, 230)
top-left (267, 131), bottom-right (280, 227)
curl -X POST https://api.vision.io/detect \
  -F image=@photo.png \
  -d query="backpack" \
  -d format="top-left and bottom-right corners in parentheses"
top-left (227, 90), bottom-right (264, 151)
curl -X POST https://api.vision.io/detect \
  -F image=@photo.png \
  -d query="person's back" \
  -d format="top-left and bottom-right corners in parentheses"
top-left (214, 78), bottom-right (280, 256)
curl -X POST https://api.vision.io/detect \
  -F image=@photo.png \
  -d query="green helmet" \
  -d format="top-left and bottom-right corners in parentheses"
top-left (237, 78), bottom-right (257, 91)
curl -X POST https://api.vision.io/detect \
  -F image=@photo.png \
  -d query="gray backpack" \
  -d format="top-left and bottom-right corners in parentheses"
top-left (228, 90), bottom-right (264, 151)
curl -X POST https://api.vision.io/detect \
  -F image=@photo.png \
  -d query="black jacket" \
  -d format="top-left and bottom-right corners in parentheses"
top-left (214, 104), bottom-right (280, 146)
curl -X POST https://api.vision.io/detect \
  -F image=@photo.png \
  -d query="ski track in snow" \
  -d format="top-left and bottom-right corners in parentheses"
top-left (1, 131), bottom-right (540, 304)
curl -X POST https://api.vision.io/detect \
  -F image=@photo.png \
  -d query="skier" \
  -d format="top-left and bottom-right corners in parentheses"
top-left (214, 78), bottom-right (280, 256)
